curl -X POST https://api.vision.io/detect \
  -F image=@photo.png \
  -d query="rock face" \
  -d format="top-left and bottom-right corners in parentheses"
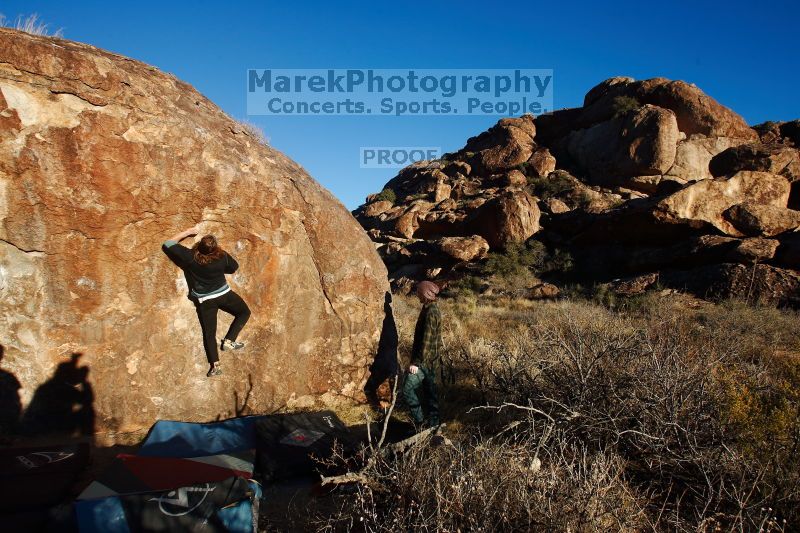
top-left (463, 116), bottom-right (536, 173)
top-left (565, 104), bottom-right (679, 184)
top-left (653, 171), bottom-right (791, 236)
top-left (579, 77), bottom-right (757, 140)
top-left (660, 264), bottom-right (800, 306)
top-left (354, 75), bottom-right (800, 304)
top-left (709, 143), bottom-right (800, 182)
top-left (724, 202), bottom-right (800, 237)
top-left (0, 29), bottom-right (388, 438)
top-left (664, 136), bottom-right (745, 183)
top-left (436, 236), bottom-right (490, 263)
top-left (467, 191), bottom-right (541, 249)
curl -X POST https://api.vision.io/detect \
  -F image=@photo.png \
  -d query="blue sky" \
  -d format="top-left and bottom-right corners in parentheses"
top-left (3, 1), bottom-right (799, 208)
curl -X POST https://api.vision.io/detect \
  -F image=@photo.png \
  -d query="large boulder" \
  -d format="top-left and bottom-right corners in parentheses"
top-left (709, 143), bottom-right (800, 181)
top-left (381, 162), bottom-right (448, 201)
top-left (654, 171), bottom-right (791, 236)
top-left (727, 237), bottom-right (779, 264)
top-left (0, 29), bottom-right (388, 438)
top-left (460, 116), bottom-right (536, 173)
top-left (634, 79), bottom-right (756, 139)
top-left (525, 147), bottom-right (556, 179)
top-left (467, 190), bottom-right (541, 249)
top-left (543, 197), bottom-right (571, 214)
top-left (624, 175), bottom-right (663, 194)
top-left (724, 202), bottom-right (800, 237)
top-left (435, 235), bottom-right (490, 262)
top-left (660, 263), bottom-right (800, 306)
top-left (362, 200), bottom-right (394, 217)
top-left (393, 200), bottom-right (434, 238)
top-left (502, 169), bottom-right (528, 187)
top-left (580, 77), bottom-right (757, 140)
top-left (550, 171), bottom-right (792, 252)
top-left (583, 76), bottom-right (636, 107)
top-left (664, 136), bottom-right (748, 182)
top-left (564, 104), bottom-right (679, 184)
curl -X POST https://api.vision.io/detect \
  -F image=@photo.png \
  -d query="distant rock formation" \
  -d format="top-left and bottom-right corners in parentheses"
top-left (0, 28), bottom-right (388, 438)
top-left (354, 76), bottom-right (800, 305)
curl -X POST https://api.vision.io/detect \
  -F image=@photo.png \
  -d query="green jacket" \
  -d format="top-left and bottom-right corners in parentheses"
top-left (411, 302), bottom-right (442, 367)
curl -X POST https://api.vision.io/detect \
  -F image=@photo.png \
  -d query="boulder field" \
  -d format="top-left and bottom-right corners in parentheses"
top-left (354, 76), bottom-right (800, 305)
top-left (0, 29), bottom-right (388, 439)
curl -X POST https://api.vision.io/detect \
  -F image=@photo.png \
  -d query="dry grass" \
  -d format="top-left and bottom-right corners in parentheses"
top-left (319, 292), bottom-right (800, 532)
top-left (319, 438), bottom-right (646, 532)
top-left (234, 119), bottom-right (270, 146)
top-left (0, 13), bottom-right (63, 37)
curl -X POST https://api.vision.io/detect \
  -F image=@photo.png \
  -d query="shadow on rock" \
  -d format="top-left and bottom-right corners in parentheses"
top-left (364, 291), bottom-right (400, 406)
top-left (20, 352), bottom-right (95, 438)
top-left (0, 344), bottom-right (22, 440)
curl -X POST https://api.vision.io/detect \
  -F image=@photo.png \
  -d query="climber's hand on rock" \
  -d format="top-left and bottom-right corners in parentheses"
top-left (409, 365), bottom-right (419, 374)
top-left (167, 225), bottom-right (201, 243)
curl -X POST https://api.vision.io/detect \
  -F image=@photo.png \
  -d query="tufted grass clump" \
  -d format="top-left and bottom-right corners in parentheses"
top-left (0, 13), bottom-right (63, 37)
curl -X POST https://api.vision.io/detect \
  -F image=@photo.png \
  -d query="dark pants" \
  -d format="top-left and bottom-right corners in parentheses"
top-left (195, 290), bottom-right (251, 364)
top-left (402, 364), bottom-right (439, 426)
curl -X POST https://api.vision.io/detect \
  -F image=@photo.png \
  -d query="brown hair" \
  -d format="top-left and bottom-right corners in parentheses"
top-left (192, 235), bottom-right (226, 265)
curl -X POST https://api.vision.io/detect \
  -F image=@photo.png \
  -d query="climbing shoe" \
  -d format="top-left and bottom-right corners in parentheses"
top-left (221, 338), bottom-right (245, 351)
top-left (207, 364), bottom-right (223, 377)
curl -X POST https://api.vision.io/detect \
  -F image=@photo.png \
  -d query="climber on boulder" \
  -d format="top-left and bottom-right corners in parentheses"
top-left (162, 225), bottom-right (251, 377)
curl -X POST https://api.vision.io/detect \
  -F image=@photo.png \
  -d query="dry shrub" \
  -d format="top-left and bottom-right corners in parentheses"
top-left (337, 295), bottom-right (799, 532)
top-left (318, 434), bottom-right (646, 532)
top-left (234, 119), bottom-right (270, 145)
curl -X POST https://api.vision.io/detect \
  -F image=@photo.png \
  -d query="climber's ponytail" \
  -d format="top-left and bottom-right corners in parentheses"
top-left (192, 235), bottom-right (226, 265)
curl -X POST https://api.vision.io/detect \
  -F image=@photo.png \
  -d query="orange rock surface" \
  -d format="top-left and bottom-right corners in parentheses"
top-left (0, 28), bottom-right (388, 438)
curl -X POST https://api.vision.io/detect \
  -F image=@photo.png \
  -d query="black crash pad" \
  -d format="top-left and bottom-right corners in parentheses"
top-left (0, 443), bottom-right (90, 512)
top-left (254, 411), bottom-right (360, 482)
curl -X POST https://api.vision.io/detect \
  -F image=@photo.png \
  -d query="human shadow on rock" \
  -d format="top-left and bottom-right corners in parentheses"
top-left (364, 292), bottom-right (400, 405)
top-left (0, 344), bottom-right (22, 439)
top-left (20, 352), bottom-right (95, 437)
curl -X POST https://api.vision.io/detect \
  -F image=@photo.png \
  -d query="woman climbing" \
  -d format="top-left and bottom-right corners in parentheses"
top-left (162, 225), bottom-right (251, 377)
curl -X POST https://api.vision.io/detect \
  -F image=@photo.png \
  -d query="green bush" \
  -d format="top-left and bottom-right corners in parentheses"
top-left (588, 282), bottom-right (618, 308)
top-left (527, 170), bottom-right (576, 200)
top-left (484, 242), bottom-right (545, 280)
top-left (373, 188), bottom-right (396, 204)
top-left (483, 241), bottom-right (573, 283)
top-left (450, 275), bottom-right (484, 297)
top-left (612, 95), bottom-right (641, 118)
top-left (547, 248), bottom-right (574, 273)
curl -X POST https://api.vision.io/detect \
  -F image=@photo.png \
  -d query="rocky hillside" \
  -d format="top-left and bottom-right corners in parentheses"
top-left (0, 28), bottom-right (388, 438)
top-left (354, 77), bottom-right (800, 305)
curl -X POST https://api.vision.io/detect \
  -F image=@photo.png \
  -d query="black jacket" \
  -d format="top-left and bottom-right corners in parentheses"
top-left (162, 242), bottom-right (238, 295)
